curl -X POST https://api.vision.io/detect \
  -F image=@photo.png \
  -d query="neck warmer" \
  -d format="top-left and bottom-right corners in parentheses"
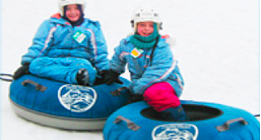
top-left (130, 23), bottom-right (159, 49)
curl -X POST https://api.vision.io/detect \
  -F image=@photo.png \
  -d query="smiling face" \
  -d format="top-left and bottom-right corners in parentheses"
top-left (65, 4), bottom-right (81, 22)
top-left (136, 22), bottom-right (154, 37)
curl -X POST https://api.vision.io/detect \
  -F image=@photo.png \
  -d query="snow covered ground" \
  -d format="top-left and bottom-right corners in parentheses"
top-left (1, 0), bottom-right (259, 139)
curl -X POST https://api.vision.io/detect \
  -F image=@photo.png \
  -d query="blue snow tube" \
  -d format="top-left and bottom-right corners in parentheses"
top-left (9, 74), bottom-right (131, 130)
top-left (103, 100), bottom-right (260, 140)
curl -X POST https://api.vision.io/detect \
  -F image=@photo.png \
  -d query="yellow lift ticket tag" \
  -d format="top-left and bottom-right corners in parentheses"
top-left (73, 31), bottom-right (86, 43)
top-left (131, 48), bottom-right (144, 58)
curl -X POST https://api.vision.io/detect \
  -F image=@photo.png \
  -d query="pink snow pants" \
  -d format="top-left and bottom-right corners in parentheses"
top-left (143, 82), bottom-right (181, 112)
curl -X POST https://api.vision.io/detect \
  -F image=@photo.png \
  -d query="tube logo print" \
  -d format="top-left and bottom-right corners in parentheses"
top-left (58, 84), bottom-right (97, 113)
top-left (152, 124), bottom-right (198, 140)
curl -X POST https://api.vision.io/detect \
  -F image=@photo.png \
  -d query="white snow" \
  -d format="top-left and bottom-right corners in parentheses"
top-left (1, 0), bottom-right (260, 140)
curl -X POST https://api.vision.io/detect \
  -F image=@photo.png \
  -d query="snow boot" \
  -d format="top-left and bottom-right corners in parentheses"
top-left (161, 105), bottom-right (188, 121)
top-left (76, 68), bottom-right (89, 85)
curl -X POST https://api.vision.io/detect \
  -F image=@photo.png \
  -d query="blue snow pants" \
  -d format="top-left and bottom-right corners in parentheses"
top-left (29, 57), bottom-right (97, 85)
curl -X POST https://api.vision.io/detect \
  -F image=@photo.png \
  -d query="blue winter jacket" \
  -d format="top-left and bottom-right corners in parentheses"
top-left (110, 36), bottom-right (184, 97)
top-left (22, 13), bottom-right (109, 71)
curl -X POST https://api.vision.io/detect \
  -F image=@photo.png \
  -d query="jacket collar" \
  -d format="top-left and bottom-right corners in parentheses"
top-left (50, 13), bottom-right (88, 26)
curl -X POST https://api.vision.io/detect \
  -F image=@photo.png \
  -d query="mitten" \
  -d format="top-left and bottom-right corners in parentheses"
top-left (76, 68), bottom-right (89, 85)
top-left (13, 63), bottom-right (30, 80)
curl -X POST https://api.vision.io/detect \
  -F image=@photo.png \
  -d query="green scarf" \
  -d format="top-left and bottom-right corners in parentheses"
top-left (130, 23), bottom-right (160, 49)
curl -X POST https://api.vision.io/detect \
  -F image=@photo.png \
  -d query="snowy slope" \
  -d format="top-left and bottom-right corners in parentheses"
top-left (1, 0), bottom-right (259, 140)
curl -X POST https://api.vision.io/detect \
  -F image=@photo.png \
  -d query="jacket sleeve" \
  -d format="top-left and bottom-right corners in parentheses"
top-left (109, 40), bottom-right (127, 74)
top-left (21, 20), bottom-right (55, 65)
top-left (131, 43), bottom-right (177, 94)
top-left (88, 22), bottom-right (109, 72)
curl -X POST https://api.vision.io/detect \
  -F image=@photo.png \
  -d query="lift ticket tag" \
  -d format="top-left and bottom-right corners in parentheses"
top-left (131, 48), bottom-right (144, 58)
top-left (73, 31), bottom-right (86, 43)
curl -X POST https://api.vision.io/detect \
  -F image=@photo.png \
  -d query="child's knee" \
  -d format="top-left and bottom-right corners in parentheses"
top-left (144, 82), bottom-right (175, 100)
top-left (143, 82), bottom-right (181, 112)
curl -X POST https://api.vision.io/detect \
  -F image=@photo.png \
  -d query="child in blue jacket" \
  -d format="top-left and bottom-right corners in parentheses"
top-left (105, 7), bottom-right (188, 121)
top-left (13, 0), bottom-right (109, 86)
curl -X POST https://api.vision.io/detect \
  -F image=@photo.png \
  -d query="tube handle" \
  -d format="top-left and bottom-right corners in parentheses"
top-left (216, 117), bottom-right (249, 132)
top-left (21, 79), bottom-right (47, 92)
top-left (110, 87), bottom-right (129, 96)
top-left (113, 115), bottom-right (140, 131)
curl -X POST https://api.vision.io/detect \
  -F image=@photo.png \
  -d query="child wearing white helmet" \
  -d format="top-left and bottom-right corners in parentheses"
top-left (105, 7), bottom-right (188, 121)
top-left (13, 0), bottom-right (110, 86)
top-left (59, 0), bottom-right (85, 26)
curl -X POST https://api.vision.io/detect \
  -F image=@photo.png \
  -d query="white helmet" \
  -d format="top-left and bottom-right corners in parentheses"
top-left (131, 7), bottom-right (162, 32)
top-left (58, 0), bottom-right (86, 16)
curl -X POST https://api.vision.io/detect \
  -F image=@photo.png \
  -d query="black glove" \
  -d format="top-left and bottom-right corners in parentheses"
top-left (13, 63), bottom-right (30, 80)
top-left (102, 70), bottom-right (123, 85)
top-left (94, 77), bottom-right (105, 85)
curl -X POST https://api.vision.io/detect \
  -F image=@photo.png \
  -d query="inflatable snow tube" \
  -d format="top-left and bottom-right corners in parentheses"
top-left (103, 100), bottom-right (260, 140)
top-left (9, 74), bottom-right (131, 130)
